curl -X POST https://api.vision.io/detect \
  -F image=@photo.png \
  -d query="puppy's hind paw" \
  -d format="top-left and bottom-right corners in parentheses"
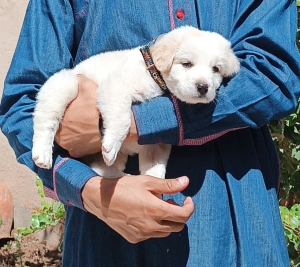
top-left (32, 157), bottom-right (53, 169)
top-left (32, 148), bottom-right (53, 169)
top-left (145, 164), bottom-right (166, 179)
top-left (102, 146), bottom-right (118, 166)
top-left (102, 141), bottom-right (122, 166)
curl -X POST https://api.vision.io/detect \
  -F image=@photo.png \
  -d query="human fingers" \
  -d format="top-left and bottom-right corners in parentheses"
top-left (111, 224), bottom-right (173, 244)
top-left (83, 176), bottom-right (192, 243)
top-left (125, 213), bottom-right (186, 234)
top-left (146, 176), bottom-right (189, 195)
top-left (142, 176), bottom-right (194, 223)
top-left (165, 199), bottom-right (179, 206)
top-left (156, 196), bottom-right (195, 223)
top-left (118, 219), bottom-right (185, 243)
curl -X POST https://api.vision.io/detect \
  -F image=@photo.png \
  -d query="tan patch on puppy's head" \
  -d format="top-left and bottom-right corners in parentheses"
top-left (150, 26), bottom-right (202, 74)
top-left (149, 38), bottom-right (179, 74)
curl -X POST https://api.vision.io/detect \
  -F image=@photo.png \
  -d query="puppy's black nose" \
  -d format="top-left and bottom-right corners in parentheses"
top-left (196, 83), bottom-right (209, 96)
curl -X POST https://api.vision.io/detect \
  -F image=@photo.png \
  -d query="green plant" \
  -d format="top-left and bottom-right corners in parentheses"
top-left (4, 233), bottom-right (25, 266)
top-left (268, 4), bottom-right (300, 266)
top-left (270, 108), bottom-right (300, 265)
top-left (270, 5), bottom-right (300, 266)
top-left (17, 177), bottom-right (65, 237)
top-left (270, 105), bottom-right (300, 203)
top-left (280, 205), bottom-right (300, 266)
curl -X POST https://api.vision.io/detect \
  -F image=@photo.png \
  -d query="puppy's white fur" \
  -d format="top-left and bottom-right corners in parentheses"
top-left (32, 26), bottom-right (240, 178)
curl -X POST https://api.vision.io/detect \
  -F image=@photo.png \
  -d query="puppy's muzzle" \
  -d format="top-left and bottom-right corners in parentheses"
top-left (196, 83), bottom-right (209, 97)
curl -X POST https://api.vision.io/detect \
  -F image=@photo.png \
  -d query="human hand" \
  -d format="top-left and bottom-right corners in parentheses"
top-left (82, 175), bottom-right (194, 243)
top-left (54, 75), bottom-right (138, 158)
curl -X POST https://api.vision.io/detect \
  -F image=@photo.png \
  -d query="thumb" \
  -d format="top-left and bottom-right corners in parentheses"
top-left (148, 176), bottom-right (189, 194)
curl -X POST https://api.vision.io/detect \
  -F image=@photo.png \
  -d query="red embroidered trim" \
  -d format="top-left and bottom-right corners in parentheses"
top-left (167, 0), bottom-right (176, 30)
top-left (44, 186), bottom-right (60, 201)
top-left (52, 157), bottom-right (70, 201)
top-left (171, 95), bottom-right (185, 145)
top-left (74, 0), bottom-right (89, 20)
top-left (171, 94), bottom-right (247, 145)
top-left (181, 127), bottom-right (248, 146)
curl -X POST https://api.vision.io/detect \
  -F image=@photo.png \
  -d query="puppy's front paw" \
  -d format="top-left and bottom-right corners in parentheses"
top-left (32, 145), bottom-right (53, 169)
top-left (102, 140), bottom-right (122, 166)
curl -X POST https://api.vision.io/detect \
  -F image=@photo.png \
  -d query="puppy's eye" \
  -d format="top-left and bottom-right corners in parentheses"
top-left (213, 66), bottom-right (219, 73)
top-left (182, 62), bottom-right (192, 68)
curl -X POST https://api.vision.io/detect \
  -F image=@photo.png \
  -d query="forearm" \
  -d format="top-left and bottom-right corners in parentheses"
top-left (0, 94), bottom-right (99, 210)
top-left (0, 0), bottom-right (97, 209)
top-left (133, 0), bottom-right (300, 146)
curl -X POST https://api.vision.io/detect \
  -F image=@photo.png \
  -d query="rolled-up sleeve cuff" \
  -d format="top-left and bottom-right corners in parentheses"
top-left (132, 95), bottom-right (179, 145)
top-left (50, 156), bottom-right (98, 211)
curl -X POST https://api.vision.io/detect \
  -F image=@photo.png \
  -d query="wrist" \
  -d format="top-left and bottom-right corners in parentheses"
top-left (81, 176), bottom-right (103, 213)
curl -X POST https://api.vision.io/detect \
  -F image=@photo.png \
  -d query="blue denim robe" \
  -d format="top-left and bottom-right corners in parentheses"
top-left (1, 0), bottom-right (300, 266)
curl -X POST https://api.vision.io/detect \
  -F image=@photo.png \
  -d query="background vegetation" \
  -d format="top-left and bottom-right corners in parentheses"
top-left (270, 3), bottom-right (300, 266)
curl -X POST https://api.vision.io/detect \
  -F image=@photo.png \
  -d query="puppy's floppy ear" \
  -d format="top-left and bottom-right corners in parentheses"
top-left (150, 36), bottom-right (179, 74)
top-left (220, 46), bottom-right (240, 78)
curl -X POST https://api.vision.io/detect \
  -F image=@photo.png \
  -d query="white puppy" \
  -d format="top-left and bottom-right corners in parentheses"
top-left (32, 26), bottom-right (240, 178)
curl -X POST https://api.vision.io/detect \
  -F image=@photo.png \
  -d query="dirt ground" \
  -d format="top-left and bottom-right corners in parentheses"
top-left (0, 224), bottom-right (63, 267)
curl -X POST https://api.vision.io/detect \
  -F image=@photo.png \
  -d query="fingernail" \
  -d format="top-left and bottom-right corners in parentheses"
top-left (178, 176), bottom-right (187, 185)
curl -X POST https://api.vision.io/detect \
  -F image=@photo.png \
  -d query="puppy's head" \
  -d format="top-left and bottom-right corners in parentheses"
top-left (150, 26), bottom-right (240, 104)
